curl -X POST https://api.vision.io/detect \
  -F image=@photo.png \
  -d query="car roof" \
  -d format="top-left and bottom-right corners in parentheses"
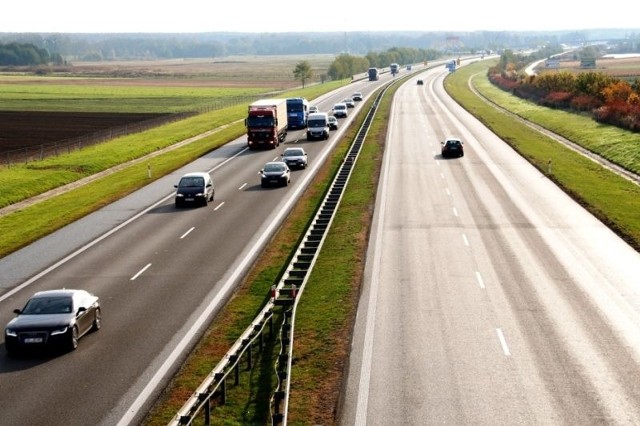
top-left (284, 147), bottom-right (305, 153)
top-left (180, 172), bottom-right (209, 178)
top-left (30, 289), bottom-right (88, 298)
top-left (334, 103), bottom-right (346, 107)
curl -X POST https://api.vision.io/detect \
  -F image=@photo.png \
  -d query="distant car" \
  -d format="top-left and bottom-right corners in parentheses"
top-left (332, 103), bottom-right (348, 118)
top-left (441, 138), bottom-right (464, 158)
top-left (351, 92), bottom-right (363, 101)
top-left (260, 161), bottom-right (291, 187)
top-left (343, 98), bottom-right (355, 108)
top-left (174, 172), bottom-right (214, 208)
top-left (417, 79), bottom-right (424, 85)
top-left (327, 115), bottom-right (339, 130)
top-left (4, 289), bottom-right (101, 356)
top-left (281, 147), bottom-right (308, 169)
top-left (308, 105), bottom-right (319, 114)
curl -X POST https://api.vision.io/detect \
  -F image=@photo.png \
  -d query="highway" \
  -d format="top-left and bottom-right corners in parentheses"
top-left (339, 66), bottom-right (640, 424)
top-left (0, 77), bottom-right (382, 425)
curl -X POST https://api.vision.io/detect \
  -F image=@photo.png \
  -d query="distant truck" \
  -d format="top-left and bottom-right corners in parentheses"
top-left (368, 67), bottom-right (379, 81)
top-left (246, 99), bottom-right (288, 149)
top-left (446, 60), bottom-right (457, 72)
top-left (390, 63), bottom-right (399, 76)
top-left (286, 97), bottom-right (309, 129)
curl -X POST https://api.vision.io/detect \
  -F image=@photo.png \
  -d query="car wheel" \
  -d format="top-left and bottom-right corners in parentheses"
top-left (92, 308), bottom-right (102, 332)
top-left (5, 344), bottom-right (18, 358)
top-left (68, 326), bottom-right (79, 351)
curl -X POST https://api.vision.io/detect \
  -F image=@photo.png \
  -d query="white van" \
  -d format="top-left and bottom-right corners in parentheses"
top-left (306, 112), bottom-right (330, 140)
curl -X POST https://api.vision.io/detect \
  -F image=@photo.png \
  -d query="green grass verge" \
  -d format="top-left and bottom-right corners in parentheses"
top-left (445, 60), bottom-right (640, 252)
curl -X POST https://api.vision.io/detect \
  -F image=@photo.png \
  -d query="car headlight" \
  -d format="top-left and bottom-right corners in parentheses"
top-left (50, 326), bottom-right (69, 336)
top-left (176, 193), bottom-right (184, 198)
top-left (5, 328), bottom-right (17, 337)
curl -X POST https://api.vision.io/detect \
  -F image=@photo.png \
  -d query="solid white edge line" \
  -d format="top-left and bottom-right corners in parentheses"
top-left (354, 92), bottom-right (395, 426)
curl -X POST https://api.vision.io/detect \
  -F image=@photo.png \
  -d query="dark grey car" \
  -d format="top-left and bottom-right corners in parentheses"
top-left (4, 289), bottom-right (101, 356)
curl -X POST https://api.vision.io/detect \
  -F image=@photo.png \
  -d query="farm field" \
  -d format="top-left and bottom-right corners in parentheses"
top-left (534, 54), bottom-right (640, 78)
top-left (0, 55), bottom-right (336, 161)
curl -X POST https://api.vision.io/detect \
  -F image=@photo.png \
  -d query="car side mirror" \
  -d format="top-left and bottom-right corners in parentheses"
top-left (174, 184), bottom-right (178, 188)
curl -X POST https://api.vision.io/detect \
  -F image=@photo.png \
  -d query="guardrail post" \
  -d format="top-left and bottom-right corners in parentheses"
top-left (245, 338), bottom-right (253, 369)
top-left (204, 395), bottom-right (211, 426)
top-left (214, 372), bottom-right (226, 405)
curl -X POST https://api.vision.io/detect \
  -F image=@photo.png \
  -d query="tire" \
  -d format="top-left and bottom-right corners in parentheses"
top-left (91, 308), bottom-right (102, 332)
top-left (68, 326), bottom-right (79, 351)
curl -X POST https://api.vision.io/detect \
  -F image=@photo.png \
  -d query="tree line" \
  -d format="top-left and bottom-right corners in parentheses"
top-left (0, 42), bottom-right (63, 66)
top-left (1, 29), bottom-right (638, 64)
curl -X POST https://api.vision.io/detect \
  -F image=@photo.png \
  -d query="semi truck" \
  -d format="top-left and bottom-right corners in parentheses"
top-left (245, 99), bottom-right (288, 149)
top-left (368, 67), bottom-right (379, 81)
top-left (286, 97), bottom-right (309, 129)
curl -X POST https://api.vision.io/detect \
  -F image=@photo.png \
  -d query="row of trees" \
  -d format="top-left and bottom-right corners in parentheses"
top-left (490, 49), bottom-right (640, 131)
top-left (0, 42), bottom-right (63, 66)
top-left (326, 47), bottom-right (441, 80)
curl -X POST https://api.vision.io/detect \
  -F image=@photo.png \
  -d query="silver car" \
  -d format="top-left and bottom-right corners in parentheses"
top-left (332, 103), bottom-right (348, 118)
top-left (281, 147), bottom-right (308, 169)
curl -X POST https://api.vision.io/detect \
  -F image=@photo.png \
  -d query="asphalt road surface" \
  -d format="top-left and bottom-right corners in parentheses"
top-left (340, 66), bottom-right (640, 425)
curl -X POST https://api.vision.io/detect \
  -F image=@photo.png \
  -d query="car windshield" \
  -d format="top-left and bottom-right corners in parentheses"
top-left (264, 163), bottom-right (285, 172)
top-left (22, 296), bottom-right (73, 315)
top-left (179, 176), bottom-right (204, 187)
top-left (308, 119), bottom-right (326, 127)
top-left (284, 150), bottom-right (302, 157)
top-left (335, 105), bottom-right (345, 110)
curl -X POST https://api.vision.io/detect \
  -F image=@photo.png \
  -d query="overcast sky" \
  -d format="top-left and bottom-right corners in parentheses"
top-left (2, 1), bottom-right (640, 33)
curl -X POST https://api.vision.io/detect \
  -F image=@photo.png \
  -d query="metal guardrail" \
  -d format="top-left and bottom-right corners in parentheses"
top-left (169, 83), bottom-right (391, 426)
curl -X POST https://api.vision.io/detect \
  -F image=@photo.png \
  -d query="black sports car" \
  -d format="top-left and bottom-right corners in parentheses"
top-left (4, 289), bottom-right (101, 356)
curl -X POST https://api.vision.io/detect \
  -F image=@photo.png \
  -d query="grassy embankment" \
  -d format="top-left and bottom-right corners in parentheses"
top-left (0, 80), bottom-right (347, 258)
top-left (445, 59), bottom-right (640, 252)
